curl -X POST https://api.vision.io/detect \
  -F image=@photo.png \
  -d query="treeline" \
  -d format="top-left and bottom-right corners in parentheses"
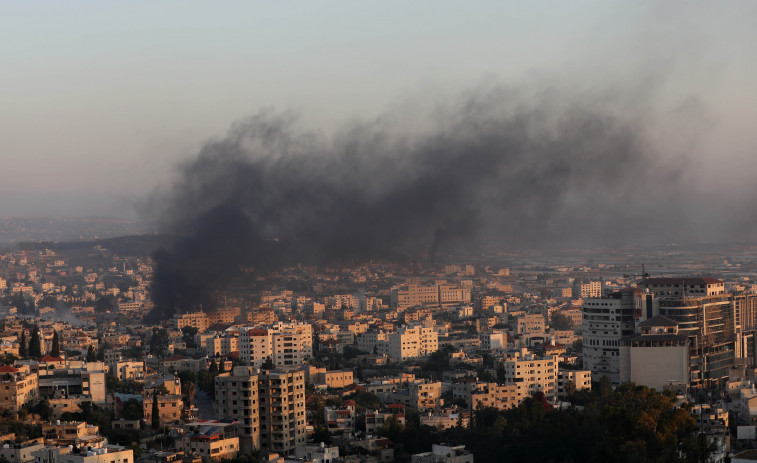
top-left (378, 383), bottom-right (709, 463)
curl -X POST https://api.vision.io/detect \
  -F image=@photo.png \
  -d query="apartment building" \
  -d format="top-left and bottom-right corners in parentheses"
top-left (376, 325), bottom-right (438, 361)
top-left (391, 282), bottom-right (471, 309)
top-left (171, 312), bottom-right (210, 333)
top-left (258, 369), bottom-right (307, 454)
top-left (0, 365), bottom-right (38, 412)
top-left (582, 289), bottom-right (640, 384)
top-left (479, 331), bottom-right (507, 352)
top-left (239, 323), bottom-right (313, 368)
top-left (324, 401), bottom-right (355, 435)
top-left (502, 350), bottom-right (559, 401)
top-left (214, 366), bottom-right (261, 453)
top-left (143, 394), bottom-right (184, 424)
top-left (177, 420), bottom-right (240, 463)
top-left (206, 334), bottom-right (240, 358)
top-left (556, 369), bottom-right (592, 397)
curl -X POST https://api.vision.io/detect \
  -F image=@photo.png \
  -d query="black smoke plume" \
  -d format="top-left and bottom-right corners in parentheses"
top-left (147, 86), bottom-right (692, 321)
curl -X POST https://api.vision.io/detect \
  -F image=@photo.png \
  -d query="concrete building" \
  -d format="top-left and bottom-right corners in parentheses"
top-left (619, 315), bottom-right (689, 390)
top-left (377, 325), bottom-right (438, 361)
top-left (391, 282), bottom-right (471, 309)
top-left (214, 366), bottom-right (260, 453)
top-left (33, 445), bottom-right (133, 463)
top-left (113, 361), bottom-right (145, 382)
top-left (258, 369), bottom-right (307, 454)
top-left (365, 409), bottom-right (406, 434)
top-left (502, 350), bottom-right (558, 401)
top-left (453, 380), bottom-right (518, 410)
top-left (479, 331), bottom-right (507, 352)
top-left (177, 420), bottom-right (240, 463)
top-left (574, 281), bottom-right (603, 299)
top-left (172, 312), bottom-right (210, 333)
top-left (0, 438), bottom-right (44, 463)
top-left (324, 401), bottom-right (355, 435)
top-left (143, 394), bottom-right (184, 424)
top-left (205, 334), bottom-right (239, 358)
top-left (0, 365), bottom-right (38, 412)
top-left (642, 277), bottom-right (735, 385)
top-left (412, 444), bottom-right (474, 463)
top-left (556, 369), bottom-right (592, 397)
top-left (293, 443), bottom-right (339, 463)
top-left (582, 289), bottom-right (640, 384)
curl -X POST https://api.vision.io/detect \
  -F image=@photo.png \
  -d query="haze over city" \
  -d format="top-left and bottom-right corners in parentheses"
top-left (2, 2), bottom-right (757, 247)
top-left (3, 3), bottom-right (757, 463)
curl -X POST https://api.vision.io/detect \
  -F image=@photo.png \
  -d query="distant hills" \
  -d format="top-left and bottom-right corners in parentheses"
top-left (13, 233), bottom-right (174, 257)
top-left (0, 217), bottom-right (156, 246)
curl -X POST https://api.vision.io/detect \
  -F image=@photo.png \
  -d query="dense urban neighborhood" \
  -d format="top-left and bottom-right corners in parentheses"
top-left (1, 239), bottom-right (757, 462)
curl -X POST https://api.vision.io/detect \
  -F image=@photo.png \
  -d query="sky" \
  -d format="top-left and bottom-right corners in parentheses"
top-left (1, 1), bottom-right (756, 223)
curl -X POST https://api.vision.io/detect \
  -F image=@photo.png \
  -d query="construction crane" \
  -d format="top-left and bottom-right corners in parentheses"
top-left (623, 264), bottom-right (650, 281)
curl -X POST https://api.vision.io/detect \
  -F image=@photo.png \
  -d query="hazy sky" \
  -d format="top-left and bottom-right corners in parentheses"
top-left (1, 1), bottom-right (756, 219)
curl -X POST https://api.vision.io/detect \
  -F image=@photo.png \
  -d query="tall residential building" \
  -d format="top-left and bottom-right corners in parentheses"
top-left (642, 277), bottom-right (735, 386)
top-left (239, 322), bottom-right (313, 368)
top-left (258, 369), bottom-right (307, 454)
top-left (215, 367), bottom-right (306, 455)
top-left (575, 281), bottom-right (603, 299)
top-left (501, 350), bottom-right (559, 401)
top-left (214, 366), bottom-right (261, 453)
top-left (582, 288), bottom-right (641, 384)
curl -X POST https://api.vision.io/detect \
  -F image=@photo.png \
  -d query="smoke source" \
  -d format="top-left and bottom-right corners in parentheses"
top-left (146, 85), bottom-right (694, 321)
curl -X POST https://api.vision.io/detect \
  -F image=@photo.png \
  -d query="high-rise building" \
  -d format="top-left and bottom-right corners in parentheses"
top-left (214, 367), bottom-right (261, 453)
top-left (258, 369), bottom-right (307, 454)
top-left (581, 288), bottom-right (640, 384)
top-left (641, 278), bottom-right (734, 386)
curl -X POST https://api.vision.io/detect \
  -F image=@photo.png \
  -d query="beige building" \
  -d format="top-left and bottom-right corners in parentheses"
top-left (33, 445), bottom-right (133, 463)
top-left (206, 335), bottom-right (240, 358)
top-left (239, 322), bottom-right (313, 368)
top-left (556, 369), bottom-right (592, 397)
top-left (0, 439), bottom-right (45, 463)
top-left (258, 369), bottom-right (307, 454)
top-left (502, 350), bottom-right (558, 401)
top-left (303, 367), bottom-right (354, 389)
top-left (0, 366), bottom-right (38, 412)
top-left (172, 312), bottom-right (210, 333)
top-left (143, 394), bottom-right (184, 424)
top-left (113, 361), bottom-right (145, 382)
top-left (377, 325), bottom-right (438, 361)
top-left (177, 420), bottom-right (240, 463)
top-left (214, 366), bottom-right (261, 453)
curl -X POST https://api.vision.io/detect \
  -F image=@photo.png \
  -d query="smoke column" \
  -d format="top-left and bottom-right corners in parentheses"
top-left (147, 85), bottom-right (694, 321)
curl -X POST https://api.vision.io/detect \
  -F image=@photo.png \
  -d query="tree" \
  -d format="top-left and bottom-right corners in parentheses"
top-left (181, 326), bottom-right (198, 349)
top-left (29, 327), bottom-right (42, 358)
top-left (261, 357), bottom-right (274, 370)
top-left (151, 392), bottom-right (160, 430)
top-left (18, 331), bottom-right (27, 358)
top-left (209, 359), bottom-right (218, 374)
top-left (50, 331), bottom-right (60, 358)
top-left (97, 342), bottom-right (107, 362)
top-left (86, 345), bottom-right (96, 362)
top-left (149, 329), bottom-right (171, 357)
top-left (551, 312), bottom-right (573, 331)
